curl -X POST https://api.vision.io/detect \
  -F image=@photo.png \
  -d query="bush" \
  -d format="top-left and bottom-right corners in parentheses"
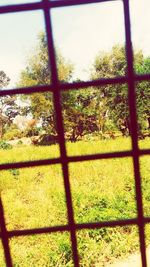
top-left (0, 140), bottom-right (12, 150)
top-left (33, 134), bottom-right (58, 146)
top-left (17, 140), bottom-right (23, 145)
top-left (3, 125), bottom-right (23, 140)
top-left (9, 168), bottom-right (20, 177)
top-left (104, 119), bottom-right (118, 132)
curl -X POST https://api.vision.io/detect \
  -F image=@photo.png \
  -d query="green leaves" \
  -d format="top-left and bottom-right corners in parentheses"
top-left (92, 45), bottom-right (150, 137)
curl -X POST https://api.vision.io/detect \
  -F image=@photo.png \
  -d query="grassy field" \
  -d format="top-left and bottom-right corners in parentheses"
top-left (0, 137), bottom-right (150, 266)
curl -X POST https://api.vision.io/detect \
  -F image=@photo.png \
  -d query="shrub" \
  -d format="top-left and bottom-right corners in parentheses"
top-left (34, 134), bottom-right (58, 146)
top-left (0, 140), bottom-right (12, 150)
top-left (104, 119), bottom-right (118, 132)
top-left (9, 168), bottom-right (20, 177)
top-left (17, 140), bottom-right (23, 145)
top-left (3, 125), bottom-right (23, 140)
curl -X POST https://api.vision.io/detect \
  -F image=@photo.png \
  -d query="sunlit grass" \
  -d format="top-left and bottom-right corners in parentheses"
top-left (66, 136), bottom-right (132, 156)
top-left (0, 144), bottom-right (60, 164)
top-left (69, 157), bottom-right (136, 224)
top-left (0, 137), bottom-right (149, 266)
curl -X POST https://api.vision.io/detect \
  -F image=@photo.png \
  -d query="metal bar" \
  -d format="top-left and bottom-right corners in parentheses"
top-left (49, 0), bottom-right (119, 9)
top-left (140, 149), bottom-right (150, 156)
top-left (76, 218), bottom-right (138, 230)
top-left (0, 0), bottom-right (119, 15)
top-left (68, 150), bottom-right (132, 162)
top-left (0, 158), bottom-right (61, 170)
top-left (135, 73), bottom-right (150, 82)
top-left (0, 218), bottom-right (138, 239)
top-left (0, 151), bottom-right (133, 171)
top-left (144, 218), bottom-right (150, 224)
top-left (0, 77), bottom-right (127, 97)
top-left (7, 225), bottom-right (70, 238)
top-left (0, 198), bottom-right (13, 267)
top-left (0, 73), bottom-right (150, 97)
top-left (60, 76), bottom-right (127, 90)
top-left (0, 2), bottom-right (43, 14)
top-left (0, 149), bottom-right (149, 171)
top-left (123, 0), bottom-right (147, 266)
top-left (43, 0), bottom-right (79, 266)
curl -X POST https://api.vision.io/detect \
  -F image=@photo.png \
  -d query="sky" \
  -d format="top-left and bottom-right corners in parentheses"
top-left (0, 0), bottom-right (150, 88)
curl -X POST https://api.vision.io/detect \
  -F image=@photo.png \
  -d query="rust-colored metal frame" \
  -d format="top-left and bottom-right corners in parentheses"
top-left (0, 0), bottom-right (149, 266)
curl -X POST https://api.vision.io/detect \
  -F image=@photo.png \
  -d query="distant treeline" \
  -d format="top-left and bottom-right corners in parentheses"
top-left (0, 33), bottom-right (150, 141)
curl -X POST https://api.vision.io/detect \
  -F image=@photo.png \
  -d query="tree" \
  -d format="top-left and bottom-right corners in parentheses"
top-left (0, 71), bottom-right (19, 138)
top-left (91, 45), bottom-right (150, 137)
top-left (136, 58), bottom-right (150, 136)
top-left (17, 32), bottom-right (74, 135)
top-left (62, 87), bottom-right (100, 141)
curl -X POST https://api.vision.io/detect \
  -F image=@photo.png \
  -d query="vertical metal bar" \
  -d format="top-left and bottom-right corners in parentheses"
top-left (0, 197), bottom-right (13, 267)
top-left (123, 0), bottom-right (147, 266)
top-left (42, 0), bottom-right (80, 266)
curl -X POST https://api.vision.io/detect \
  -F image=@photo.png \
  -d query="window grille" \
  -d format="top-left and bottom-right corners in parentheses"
top-left (0, 0), bottom-right (150, 266)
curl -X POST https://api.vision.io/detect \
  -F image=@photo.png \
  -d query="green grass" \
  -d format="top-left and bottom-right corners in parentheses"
top-left (0, 144), bottom-right (60, 164)
top-left (0, 137), bottom-right (150, 266)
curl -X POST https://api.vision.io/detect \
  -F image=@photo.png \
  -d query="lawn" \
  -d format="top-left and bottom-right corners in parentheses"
top-left (0, 137), bottom-right (150, 266)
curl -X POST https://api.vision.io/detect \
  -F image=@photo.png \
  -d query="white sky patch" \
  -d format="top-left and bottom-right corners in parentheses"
top-left (52, 1), bottom-right (125, 80)
top-left (0, 10), bottom-right (45, 88)
top-left (130, 0), bottom-right (150, 56)
top-left (0, 0), bottom-right (150, 87)
top-left (52, 0), bottom-right (150, 80)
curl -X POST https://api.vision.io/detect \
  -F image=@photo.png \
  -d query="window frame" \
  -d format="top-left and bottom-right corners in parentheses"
top-left (0, 0), bottom-right (149, 266)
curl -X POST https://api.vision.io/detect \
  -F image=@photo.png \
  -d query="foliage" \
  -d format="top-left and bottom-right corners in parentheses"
top-left (32, 134), bottom-right (58, 146)
top-left (17, 32), bottom-right (73, 135)
top-left (9, 168), bottom-right (20, 177)
top-left (3, 124), bottom-right (23, 140)
top-left (17, 40), bottom-right (150, 139)
top-left (0, 140), bottom-right (12, 150)
top-left (62, 88), bottom-right (100, 141)
top-left (91, 45), bottom-right (150, 137)
top-left (0, 71), bottom-right (20, 139)
top-left (17, 140), bottom-right (23, 145)
top-left (136, 58), bottom-right (150, 136)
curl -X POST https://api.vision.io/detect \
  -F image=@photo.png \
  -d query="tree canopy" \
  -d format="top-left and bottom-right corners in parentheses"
top-left (17, 32), bottom-right (74, 135)
top-left (0, 71), bottom-right (19, 138)
top-left (91, 45), bottom-right (150, 137)
top-left (17, 39), bottom-right (150, 141)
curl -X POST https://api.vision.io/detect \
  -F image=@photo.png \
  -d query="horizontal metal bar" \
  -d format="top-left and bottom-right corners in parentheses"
top-left (140, 149), bottom-right (150, 156)
top-left (135, 74), bottom-right (150, 82)
top-left (7, 225), bottom-right (69, 238)
top-left (1, 73), bottom-right (150, 98)
top-left (0, 2), bottom-right (42, 14)
top-left (0, 149), bottom-right (149, 171)
top-left (0, 0), bottom-right (119, 15)
top-left (0, 77), bottom-right (125, 96)
top-left (0, 218), bottom-right (138, 239)
top-left (60, 76), bottom-right (127, 90)
top-left (68, 150), bottom-right (133, 163)
top-left (2, 216), bottom-right (150, 240)
top-left (76, 218), bottom-right (138, 230)
top-left (49, 0), bottom-right (119, 9)
top-left (144, 218), bottom-right (150, 224)
top-left (0, 158), bottom-right (61, 170)
top-left (0, 150), bottom-right (132, 171)
top-left (0, 77), bottom-right (127, 97)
